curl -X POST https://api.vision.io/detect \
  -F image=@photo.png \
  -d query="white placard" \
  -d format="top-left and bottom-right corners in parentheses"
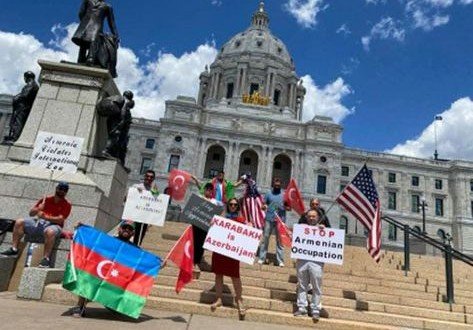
top-left (122, 187), bottom-right (170, 227)
top-left (290, 224), bottom-right (345, 265)
top-left (30, 131), bottom-right (84, 173)
top-left (203, 215), bottom-right (262, 265)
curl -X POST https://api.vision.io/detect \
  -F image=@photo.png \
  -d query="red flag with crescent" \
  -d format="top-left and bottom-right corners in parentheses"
top-left (165, 225), bottom-right (194, 293)
top-left (168, 169), bottom-right (191, 201)
top-left (284, 178), bottom-right (305, 215)
top-left (275, 215), bottom-right (292, 248)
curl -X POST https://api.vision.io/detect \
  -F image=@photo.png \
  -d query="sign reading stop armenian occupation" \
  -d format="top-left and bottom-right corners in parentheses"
top-left (30, 131), bottom-right (84, 173)
top-left (290, 224), bottom-right (345, 265)
top-left (122, 188), bottom-right (170, 227)
top-left (180, 193), bottom-right (224, 231)
top-left (203, 215), bottom-right (262, 264)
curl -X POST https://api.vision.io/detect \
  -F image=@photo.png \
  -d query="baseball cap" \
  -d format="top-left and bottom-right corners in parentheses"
top-left (57, 181), bottom-right (69, 191)
top-left (119, 220), bottom-right (135, 230)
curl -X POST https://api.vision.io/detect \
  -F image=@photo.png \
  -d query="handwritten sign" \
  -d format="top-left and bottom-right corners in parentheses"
top-left (30, 131), bottom-right (84, 173)
top-left (290, 224), bottom-right (345, 265)
top-left (203, 216), bottom-right (262, 264)
top-left (180, 193), bottom-right (224, 231)
top-left (122, 187), bottom-right (170, 227)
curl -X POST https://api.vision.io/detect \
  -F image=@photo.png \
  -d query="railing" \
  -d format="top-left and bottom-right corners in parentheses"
top-left (382, 215), bottom-right (473, 305)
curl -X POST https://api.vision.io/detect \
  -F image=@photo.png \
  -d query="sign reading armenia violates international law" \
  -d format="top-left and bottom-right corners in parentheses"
top-left (122, 187), bottom-right (170, 227)
top-left (30, 131), bottom-right (84, 173)
top-left (203, 216), bottom-right (262, 265)
top-left (180, 193), bottom-right (224, 231)
top-left (290, 224), bottom-right (345, 265)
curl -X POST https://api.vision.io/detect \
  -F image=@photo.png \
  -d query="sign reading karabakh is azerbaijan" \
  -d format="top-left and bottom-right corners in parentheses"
top-left (63, 225), bottom-right (161, 319)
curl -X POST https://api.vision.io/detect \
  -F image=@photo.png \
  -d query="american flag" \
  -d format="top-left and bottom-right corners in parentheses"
top-left (336, 165), bottom-right (382, 262)
top-left (241, 177), bottom-right (266, 229)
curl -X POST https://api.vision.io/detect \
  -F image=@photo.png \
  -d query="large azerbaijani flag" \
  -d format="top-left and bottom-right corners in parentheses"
top-left (63, 225), bottom-right (161, 319)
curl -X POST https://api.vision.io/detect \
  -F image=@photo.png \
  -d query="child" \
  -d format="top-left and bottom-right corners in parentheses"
top-left (294, 209), bottom-right (325, 320)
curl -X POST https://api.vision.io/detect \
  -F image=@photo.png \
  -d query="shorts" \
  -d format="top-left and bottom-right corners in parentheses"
top-left (23, 218), bottom-right (62, 242)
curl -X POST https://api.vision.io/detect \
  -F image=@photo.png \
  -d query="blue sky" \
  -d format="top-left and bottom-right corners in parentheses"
top-left (1, 0), bottom-right (473, 160)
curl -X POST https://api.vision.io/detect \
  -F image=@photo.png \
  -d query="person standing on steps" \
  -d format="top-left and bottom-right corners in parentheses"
top-left (294, 209), bottom-right (325, 321)
top-left (210, 198), bottom-right (246, 318)
top-left (298, 198), bottom-right (331, 228)
top-left (131, 169), bottom-right (159, 246)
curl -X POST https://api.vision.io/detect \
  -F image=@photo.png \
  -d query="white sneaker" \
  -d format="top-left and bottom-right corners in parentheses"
top-left (278, 263), bottom-right (285, 267)
top-left (258, 259), bottom-right (264, 265)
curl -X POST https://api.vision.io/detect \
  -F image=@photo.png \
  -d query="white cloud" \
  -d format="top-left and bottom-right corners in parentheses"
top-left (211, 0), bottom-right (223, 6)
top-left (361, 17), bottom-right (406, 51)
top-left (405, 0), bottom-right (451, 31)
top-left (365, 0), bottom-right (387, 4)
top-left (388, 97), bottom-right (473, 160)
top-left (0, 24), bottom-right (218, 121)
top-left (301, 75), bottom-right (354, 123)
top-left (284, 0), bottom-right (327, 28)
top-left (336, 24), bottom-right (351, 35)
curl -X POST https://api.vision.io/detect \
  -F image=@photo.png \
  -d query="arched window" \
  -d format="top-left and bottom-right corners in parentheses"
top-left (203, 145), bottom-right (226, 178)
top-left (412, 226), bottom-right (422, 234)
top-left (145, 138), bottom-right (155, 149)
top-left (273, 89), bottom-right (281, 106)
top-left (272, 154), bottom-right (292, 188)
top-left (238, 149), bottom-right (258, 180)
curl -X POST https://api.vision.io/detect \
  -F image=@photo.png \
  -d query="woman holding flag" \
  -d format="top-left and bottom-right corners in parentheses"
top-left (210, 198), bottom-right (246, 318)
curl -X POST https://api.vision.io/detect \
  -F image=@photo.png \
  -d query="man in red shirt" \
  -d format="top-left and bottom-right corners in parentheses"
top-left (1, 181), bottom-right (72, 268)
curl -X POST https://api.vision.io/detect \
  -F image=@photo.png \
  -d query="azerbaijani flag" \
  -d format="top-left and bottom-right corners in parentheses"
top-left (63, 225), bottom-right (161, 319)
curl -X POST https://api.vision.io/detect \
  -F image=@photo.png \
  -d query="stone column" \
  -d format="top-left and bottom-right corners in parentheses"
top-left (196, 137), bottom-right (207, 178)
top-left (241, 68), bottom-right (248, 95)
top-left (287, 84), bottom-right (294, 108)
top-left (264, 72), bottom-right (271, 97)
top-left (265, 147), bottom-right (274, 187)
top-left (236, 68), bottom-right (242, 97)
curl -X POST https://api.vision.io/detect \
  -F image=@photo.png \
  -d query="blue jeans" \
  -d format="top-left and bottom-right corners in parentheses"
top-left (258, 219), bottom-right (284, 265)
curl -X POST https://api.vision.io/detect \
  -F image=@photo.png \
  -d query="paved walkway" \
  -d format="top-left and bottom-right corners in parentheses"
top-left (0, 292), bottom-right (299, 330)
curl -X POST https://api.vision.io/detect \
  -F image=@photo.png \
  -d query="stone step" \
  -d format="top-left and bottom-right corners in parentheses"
top-left (155, 274), bottom-right (472, 321)
top-left (41, 283), bottom-right (397, 330)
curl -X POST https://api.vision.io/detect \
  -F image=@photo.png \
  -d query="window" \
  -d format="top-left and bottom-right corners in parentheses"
top-left (411, 195), bottom-right (420, 213)
top-left (140, 157), bottom-right (153, 174)
top-left (435, 179), bottom-right (443, 190)
top-left (388, 223), bottom-right (397, 241)
top-left (174, 136), bottom-right (182, 143)
top-left (274, 161), bottom-right (282, 170)
top-left (243, 157), bottom-right (251, 165)
top-left (412, 176), bottom-right (419, 186)
top-left (388, 172), bottom-right (396, 183)
top-left (339, 216), bottom-right (348, 231)
top-left (471, 201), bottom-right (473, 218)
top-left (363, 228), bottom-right (369, 237)
top-left (341, 166), bottom-right (349, 177)
top-left (435, 198), bottom-right (444, 216)
top-left (250, 83), bottom-right (259, 95)
top-left (226, 83), bottom-right (234, 99)
top-left (388, 191), bottom-right (397, 210)
top-left (212, 153), bottom-right (221, 161)
top-left (273, 89), bottom-right (281, 106)
top-left (340, 184), bottom-right (346, 192)
top-left (317, 175), bottom-right (327, 194)
top-left (168, 155), bottom-right (180, 172)
top-left (145, 138), bottom-right (155, 149)
top-left (470, 180), bottom-right (473, 192)
top-left (413, 226), bottom-right (421, 233)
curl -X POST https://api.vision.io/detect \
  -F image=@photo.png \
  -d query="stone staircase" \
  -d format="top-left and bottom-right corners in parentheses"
top-left (42, 221), bottom-right (473, 329)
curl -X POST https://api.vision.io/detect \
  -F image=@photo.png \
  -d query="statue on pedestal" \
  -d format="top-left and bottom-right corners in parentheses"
top-left (96, 91), bottom-right (134, 166)
top-left (72, 0), bottom-right (119, 77)
top-left (3, 71), bottom-right (39, 144)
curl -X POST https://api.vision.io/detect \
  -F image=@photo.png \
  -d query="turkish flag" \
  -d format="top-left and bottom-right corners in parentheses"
top-left (165, 225), bottom-right (194, 293)
top-left (284, 178), bottom-right (306, 216)
top-left (168, 169), bottom-right (191, 201)
top-left (275, 215), bottom-right (292, 248)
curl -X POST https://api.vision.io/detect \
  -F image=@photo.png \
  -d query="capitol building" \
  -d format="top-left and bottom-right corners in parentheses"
top-left (124, 3), bottom-right (473, 255)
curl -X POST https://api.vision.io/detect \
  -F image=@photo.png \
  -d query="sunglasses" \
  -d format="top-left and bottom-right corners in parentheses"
top-left (229, 203), bottom-right (238, 206)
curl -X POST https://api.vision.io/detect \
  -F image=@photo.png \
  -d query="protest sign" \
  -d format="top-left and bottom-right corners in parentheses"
top-left (122, 188), bottom-right (170, 227)
top-left (180, 193), bottom-right (223, 231)
top-left (290, 224), bottom-right (345, 265)
top-left (30, 131), bottom-right (84, 173)
top-left (203, 216), bottom-right (262, 264)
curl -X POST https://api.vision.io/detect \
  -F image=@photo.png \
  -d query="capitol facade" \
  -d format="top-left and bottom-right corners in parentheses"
top-left (124, 3), bottom-right (473, 255)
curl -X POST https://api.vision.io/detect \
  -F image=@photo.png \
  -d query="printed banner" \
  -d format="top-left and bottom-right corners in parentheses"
top-left (180, 193), bottom-right (224, 231)
top-left (122, 188), bottom-right (170, 227)
top-left (290, 224), bottom-right (345, 265)
top-left (30, 131), bottom-right (84, 173)
top-left (203, 216), bottom-right (262, 265)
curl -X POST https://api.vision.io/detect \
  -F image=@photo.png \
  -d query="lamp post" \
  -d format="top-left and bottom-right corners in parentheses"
top-left (434, 115), bottom-right (443, 160)
top-left (420, 197), bottom-right (428, 234)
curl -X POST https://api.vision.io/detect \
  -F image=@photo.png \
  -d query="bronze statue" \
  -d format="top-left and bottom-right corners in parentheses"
top-left (72, 0), bottom-right (119, 77)
top-left (96, 90), bottom-right (134, 165)
top-left (4, 71), bottom-right (39, 144)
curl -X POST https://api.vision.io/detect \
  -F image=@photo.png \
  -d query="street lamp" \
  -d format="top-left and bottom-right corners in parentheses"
top-left (419, 197), bottom-right (428, 234)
